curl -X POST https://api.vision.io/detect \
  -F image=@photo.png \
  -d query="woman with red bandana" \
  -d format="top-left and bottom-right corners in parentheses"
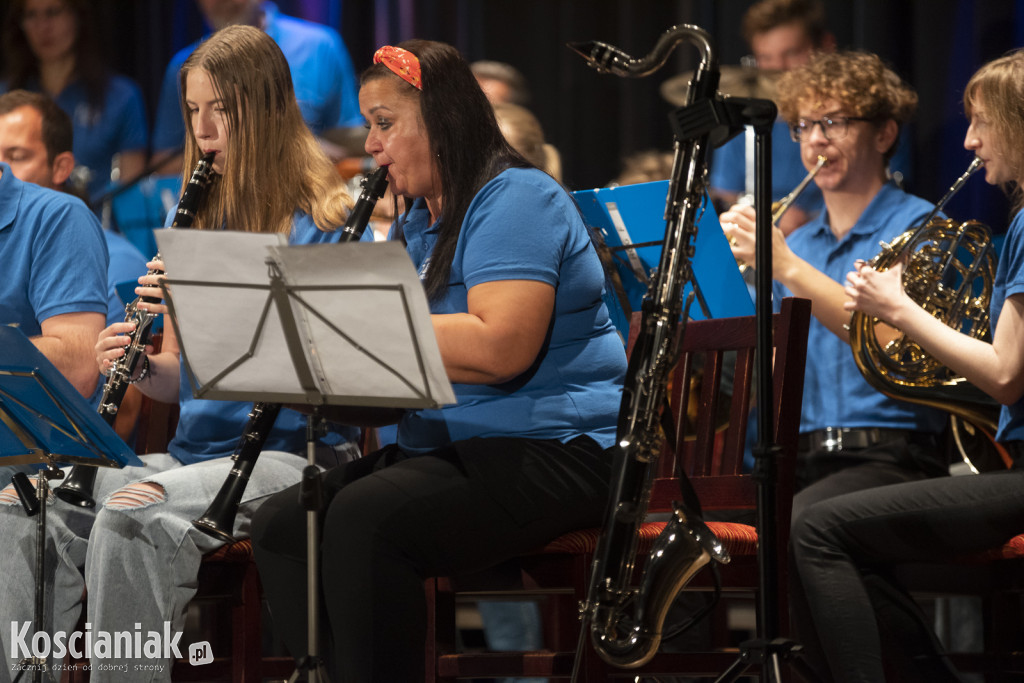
top-left (251, 40), bottom-right (627, 682)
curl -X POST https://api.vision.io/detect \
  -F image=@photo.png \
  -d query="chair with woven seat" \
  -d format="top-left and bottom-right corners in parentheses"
top-left (425, 296), bottom-right (812, 681)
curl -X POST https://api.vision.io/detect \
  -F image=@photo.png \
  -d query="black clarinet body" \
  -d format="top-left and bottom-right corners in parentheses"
top-left (54, 153), bottom-right (217, 508)
top-left (192, 165), bottom-right (389, 542)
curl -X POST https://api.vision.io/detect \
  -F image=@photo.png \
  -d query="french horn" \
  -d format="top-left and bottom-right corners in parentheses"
top-left (848, 158), bottom-right (1012, 471)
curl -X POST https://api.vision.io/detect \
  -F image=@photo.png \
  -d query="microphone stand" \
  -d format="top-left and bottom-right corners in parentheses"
top-left (709, 99), bottom-right (822, 683)
top-left (11, 467), bottom-right (63, 683)
top-left (289, 410), bottom-right (330, 683)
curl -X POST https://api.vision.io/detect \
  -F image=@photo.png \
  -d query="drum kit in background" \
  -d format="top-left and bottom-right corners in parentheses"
top-left (659, 64), bottom-right (781, 106)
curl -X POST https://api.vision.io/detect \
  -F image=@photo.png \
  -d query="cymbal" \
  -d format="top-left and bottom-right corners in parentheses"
top-left (660, 65), bottom-right (780, 106)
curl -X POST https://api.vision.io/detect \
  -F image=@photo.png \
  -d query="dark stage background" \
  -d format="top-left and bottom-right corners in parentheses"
top-left (2, 0), bottom-right (1023, 231)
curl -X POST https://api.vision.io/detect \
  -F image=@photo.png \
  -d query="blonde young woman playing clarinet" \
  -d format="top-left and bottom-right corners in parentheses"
top-left (0, 25), bottom-right (364, 683)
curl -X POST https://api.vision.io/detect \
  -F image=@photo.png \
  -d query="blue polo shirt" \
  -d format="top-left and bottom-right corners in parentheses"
top-left (396, 167), bottom-right (627, 454)
top-left (0, 163), bottom-right (108, 334)
top-left (151, 1), bottom-right (361, 153)
top-left (991, 208), bottom-right (1024, 442)
top-left (163, 212), bottom-right (368, 464)
top-left (776, 181), bottom-right (947, 435)
top-left (0, 75), bottom-right (150, 206)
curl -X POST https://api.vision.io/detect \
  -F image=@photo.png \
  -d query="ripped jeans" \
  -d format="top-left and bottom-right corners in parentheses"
top-left (0, 450), bottom-right (316, 683)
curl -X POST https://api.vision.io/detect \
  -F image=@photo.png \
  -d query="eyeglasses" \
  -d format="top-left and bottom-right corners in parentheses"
top-left (21, 4), bottom-right (69, 26)
top-left (789, 116), bottom-right (872, 142)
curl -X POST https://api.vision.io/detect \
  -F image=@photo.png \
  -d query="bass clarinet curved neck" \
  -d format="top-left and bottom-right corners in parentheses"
top-left (568, 24), bottom-right (716, 82)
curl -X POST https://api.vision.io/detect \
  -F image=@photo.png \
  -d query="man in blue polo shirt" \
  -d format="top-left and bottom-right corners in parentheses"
top-left (0, 90), bottom-right (148, 327)
top-left (0, 139), bottom-right (108, 400)
top-left (0, 108), bottom-right (109, 485)
top-left (721, 51), bottom-right (949, 522)
top-left (1, 89), bottom-right (148, 443)
top-left (151, 0), bottom-right (362, 172)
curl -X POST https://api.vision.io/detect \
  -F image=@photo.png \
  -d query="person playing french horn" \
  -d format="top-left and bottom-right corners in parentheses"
top-left (789, 48), bottom-right (1024, 683)
top-left (0, 25), bottom-right (364, 682)
top-left (720, 50), bottom-right (950, 521)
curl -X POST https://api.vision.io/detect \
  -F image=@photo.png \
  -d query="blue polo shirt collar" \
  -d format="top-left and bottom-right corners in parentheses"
top-left (0, 163), bottom-right (23, 234)
top-left (809, 180), bottom-right (907, 243)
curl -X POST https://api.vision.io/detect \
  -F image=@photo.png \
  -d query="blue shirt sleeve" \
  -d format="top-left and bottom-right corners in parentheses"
top-left (30, 197), bottom-right (109, 324)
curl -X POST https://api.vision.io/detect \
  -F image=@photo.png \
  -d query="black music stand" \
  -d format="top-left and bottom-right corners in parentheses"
top-left (0, 327), bottom-right (140, 683)
top-left (156, 231), bottom-right (455, 682)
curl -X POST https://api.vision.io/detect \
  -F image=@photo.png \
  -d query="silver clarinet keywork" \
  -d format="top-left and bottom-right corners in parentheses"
top-left (54, 153), bottom-right (216, 508)
top-left (192, 165), bottom-right (390, 542)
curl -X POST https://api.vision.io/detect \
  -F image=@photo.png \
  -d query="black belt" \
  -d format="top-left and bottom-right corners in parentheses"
top-left (798, 427), bottom-right (914, 453)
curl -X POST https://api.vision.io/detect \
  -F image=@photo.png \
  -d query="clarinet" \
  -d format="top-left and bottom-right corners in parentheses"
top-left (192, 165), bottom-right (389, 542)
top-left (54, 153), bottom-right (217, 507)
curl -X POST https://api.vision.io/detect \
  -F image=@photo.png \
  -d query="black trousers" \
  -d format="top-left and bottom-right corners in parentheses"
top-left (250, 435), bottom-right (613, 682)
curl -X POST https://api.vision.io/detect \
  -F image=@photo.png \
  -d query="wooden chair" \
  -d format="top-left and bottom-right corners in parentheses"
top-left (426, 296), bottom-right (812, 681)
top-left (897, 533), bottom-right (1024, 681)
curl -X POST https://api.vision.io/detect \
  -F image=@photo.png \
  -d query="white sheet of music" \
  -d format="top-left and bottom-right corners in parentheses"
top-left (156, 230), bottom-right (455, 409)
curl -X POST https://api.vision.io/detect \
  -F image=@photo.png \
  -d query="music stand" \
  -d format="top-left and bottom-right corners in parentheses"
top-left (0, 327), bottom-right (141, 683)
top-left (573, 179), bottom-right (754, 323)
top-left (156, 231), bottom-right (455, 681)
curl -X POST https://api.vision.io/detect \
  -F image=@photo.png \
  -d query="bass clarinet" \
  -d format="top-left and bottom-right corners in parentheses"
top-left (55, 152), bottom-right (216, 507)
top-left (192, 165), bottom-right (390, 542)
top-left (569, 25), bottom-right (730, 673)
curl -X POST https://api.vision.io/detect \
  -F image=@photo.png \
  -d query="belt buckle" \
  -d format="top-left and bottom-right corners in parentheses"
top-left (820, 426), bottom-right (844, 452)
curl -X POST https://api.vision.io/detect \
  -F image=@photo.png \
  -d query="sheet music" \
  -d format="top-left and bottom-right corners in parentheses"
top-left (156, 231), bottom-right (455, 409)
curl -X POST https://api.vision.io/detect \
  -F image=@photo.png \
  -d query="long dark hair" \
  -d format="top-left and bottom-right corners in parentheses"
top-left (1, 0), bottom-right (109, 111)
top-left (362, 39), bottom-right (532, 301)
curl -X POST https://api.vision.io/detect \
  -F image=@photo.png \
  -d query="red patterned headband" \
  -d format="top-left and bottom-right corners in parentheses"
top-left (373, 46), bottom-right (423, 91)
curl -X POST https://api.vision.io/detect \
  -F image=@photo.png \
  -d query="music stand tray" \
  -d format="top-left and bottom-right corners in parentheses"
top-left (0, 326), bottom-right (141, 683)
top-left (0, 326), bottom-right (141, 469)
top-left (156, 231), bottom-right (455, 410)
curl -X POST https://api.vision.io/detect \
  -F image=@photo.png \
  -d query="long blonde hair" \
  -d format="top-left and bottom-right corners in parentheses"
top-left (178, 25), bottom-right (352, 233)
top-left (964, 49), bottom-right (1024, 213)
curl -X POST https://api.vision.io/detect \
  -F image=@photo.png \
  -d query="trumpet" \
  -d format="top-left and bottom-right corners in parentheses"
top-left (731, 155), bottom-right (826, 272)
top-left (772, 154), bottom-right (826, 225)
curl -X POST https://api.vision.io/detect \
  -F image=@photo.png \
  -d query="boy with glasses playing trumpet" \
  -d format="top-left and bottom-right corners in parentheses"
top-left (720, 50), bottom-right (950, 523)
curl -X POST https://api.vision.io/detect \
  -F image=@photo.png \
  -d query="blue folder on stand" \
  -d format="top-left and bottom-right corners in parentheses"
top-left (0, 326), bottom-right (141, 469)
top-left (574, 180), bottom-right (753, 336)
